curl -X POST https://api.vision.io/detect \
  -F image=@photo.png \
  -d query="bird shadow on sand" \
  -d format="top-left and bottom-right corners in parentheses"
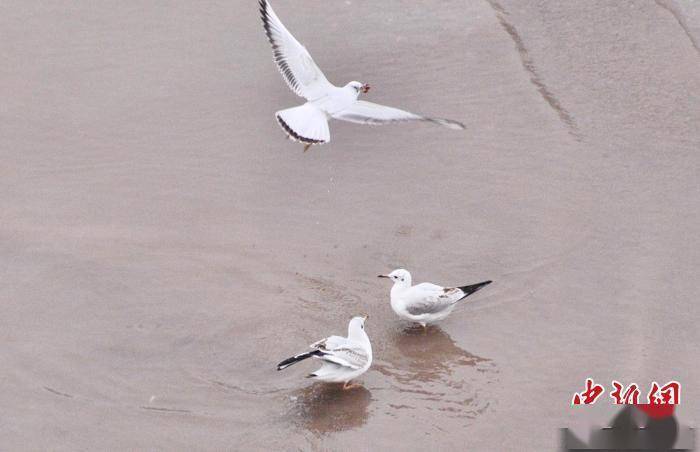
top-left (286, 383), bottom-right (372, 435)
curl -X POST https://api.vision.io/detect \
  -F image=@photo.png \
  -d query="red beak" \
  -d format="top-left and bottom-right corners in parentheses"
top-left (361, 84), bottom-right (370, 93)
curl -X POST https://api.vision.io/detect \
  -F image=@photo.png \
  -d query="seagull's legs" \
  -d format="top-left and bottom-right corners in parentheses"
top-left (342, 381), bottom-right (361, 390)
top-left (420, 322), bottom-right (427, 334)
top-left (303, 143), bottom-right (311, 152)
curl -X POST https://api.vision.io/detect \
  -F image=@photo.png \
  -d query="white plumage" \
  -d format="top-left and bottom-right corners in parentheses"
top-left (379, 269), bottom-right (492, 327)
top-left (277, 316), bottom-right (372, 389)
top-left (259, 0), bottom-right (465, 150)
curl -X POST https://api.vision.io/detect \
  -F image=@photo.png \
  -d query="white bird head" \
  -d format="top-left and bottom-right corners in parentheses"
top-left (378, 268), bottom-right (412, 287)
top-left (347, 81), bottom-right (370, 96)
top-left (348, 314), bottom-right (369, 340)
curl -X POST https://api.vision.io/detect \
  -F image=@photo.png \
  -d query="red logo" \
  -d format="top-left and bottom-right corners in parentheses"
top-left (647, 380), bottom-right (681, 405)
top-left (572, 378), bottom-right (605, 405)
top-left (610, 380), bottom-right (640, 404)
top-left (572, 379), bottom-right (681, 406)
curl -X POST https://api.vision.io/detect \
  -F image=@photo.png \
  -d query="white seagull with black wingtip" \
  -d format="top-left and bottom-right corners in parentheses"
top-left (277, 315), bottom-right (372, 389)
top-left (259, 0), bottom-right (465, 151)
top-left (378, 269), bottom-right (492, 327)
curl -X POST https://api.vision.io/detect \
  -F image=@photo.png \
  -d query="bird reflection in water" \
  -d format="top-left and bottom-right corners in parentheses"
top-left (382, 324), bottom-right (492, 384)
top-left (375, 324), bottom-right (495, 419)
top-left (288, 383), bottom-right (372, 434)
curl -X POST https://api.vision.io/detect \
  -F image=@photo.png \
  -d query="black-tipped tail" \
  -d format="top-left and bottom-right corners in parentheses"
top-left (457, 280), bottom-right (492, 300)
top-left (277, 350), bottom-right (321, 371)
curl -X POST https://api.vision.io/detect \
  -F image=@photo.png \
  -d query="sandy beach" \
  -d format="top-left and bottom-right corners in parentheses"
top-left (2, 0), bottom-right (699, 449)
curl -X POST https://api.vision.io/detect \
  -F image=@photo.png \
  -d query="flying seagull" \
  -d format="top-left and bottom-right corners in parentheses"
top-left (277, 315), bottom-right (372, 389)
top-left (378, 269), bottom-right (492, 327)
top-left (259, 0), bottom-right (465, 151)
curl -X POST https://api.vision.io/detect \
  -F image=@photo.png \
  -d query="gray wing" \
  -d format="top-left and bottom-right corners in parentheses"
top-left (259, 0), bottom-right (333, 100)
top-left (309, 336), bottom-right (368, 369)
top-left (404, 284), bottom-right (464, 315)
top-left (332, 101), bottom-right (465, 130)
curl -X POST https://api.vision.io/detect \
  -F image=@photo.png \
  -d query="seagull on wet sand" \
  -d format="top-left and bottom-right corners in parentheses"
top-left (259, 0), bottom-right (465, 151)
top-left (277, 315), bottom-right (372, 389)
top-left (378, 269), bottom-right (492, 327)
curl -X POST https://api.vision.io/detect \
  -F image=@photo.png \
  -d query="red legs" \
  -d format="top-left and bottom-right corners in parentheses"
top-left (342, 381), bottom-right (361, 390)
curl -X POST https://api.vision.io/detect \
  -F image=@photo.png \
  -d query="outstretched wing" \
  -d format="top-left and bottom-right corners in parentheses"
top-left (332, 101), bottom-right (465, 130)
top-left (309, 336), bottom-right (369, 370)
top-left (259, 0), bottom-right (334, 100)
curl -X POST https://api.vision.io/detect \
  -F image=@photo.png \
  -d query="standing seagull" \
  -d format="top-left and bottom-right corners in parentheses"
top-left (378, 269), bottom-right (492, 327)
top-left (259, 0), bottom-right (465, 151)
top-left (277, 315), bottom-right (372, 389)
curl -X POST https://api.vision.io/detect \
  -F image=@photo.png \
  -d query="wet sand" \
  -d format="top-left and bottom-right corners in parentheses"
top-left (1, 0), bottom-right (699, 450)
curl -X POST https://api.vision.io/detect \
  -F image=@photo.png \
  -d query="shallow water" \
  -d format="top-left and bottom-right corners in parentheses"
top-left (1, 0), bottom-right (699, 450)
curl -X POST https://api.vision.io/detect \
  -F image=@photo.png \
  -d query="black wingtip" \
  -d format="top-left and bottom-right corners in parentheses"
top-left (276, 354), bottom-right (301, 371)
top-left (457, 280), bottom-right (492, 299)
top-left (446, 119), bottom-right (466, 130)
top-left (276, 350), bottom-right (321, 371)
top-left (259, 0), bottom-right (270, 27)
top-left (425, 117), bottom-right (466, 130)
